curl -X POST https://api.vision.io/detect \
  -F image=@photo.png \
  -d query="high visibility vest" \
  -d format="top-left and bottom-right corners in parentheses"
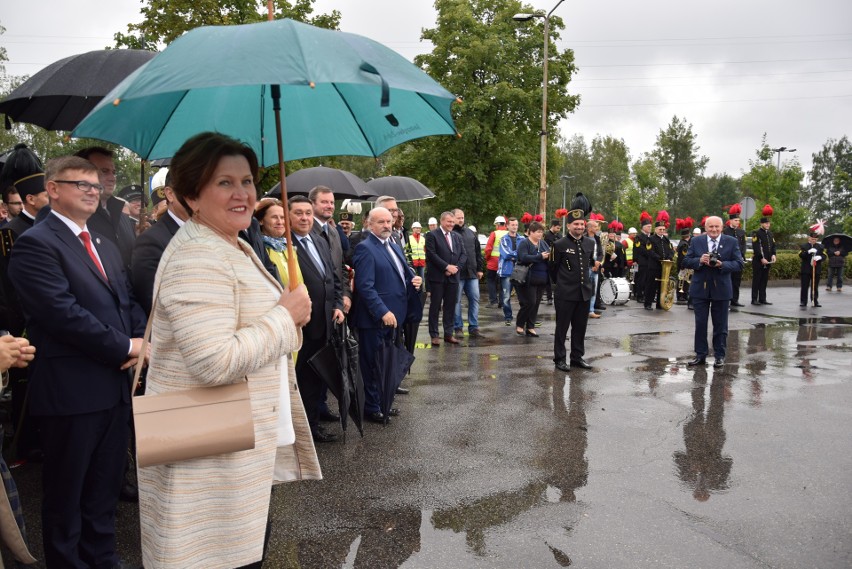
top-left (408, 233), bottom-right (425, 261)
top-left (623, 237), bottom-right (634, 262)
top-left (490, 229), bottom-right (509, 257)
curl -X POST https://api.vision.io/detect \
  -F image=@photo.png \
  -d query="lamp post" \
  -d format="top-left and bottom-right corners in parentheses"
top-left (514, 0), bottom-right (566, 218)
top-left (769, 146), bottom-right (796, 204)
top-left (560, 174), bottom-right (573, 233)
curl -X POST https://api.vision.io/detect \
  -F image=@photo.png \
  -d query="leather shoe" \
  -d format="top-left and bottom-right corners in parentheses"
top-left (431, 337), bottom-right (441, 346)
top-left (319, 410), bottom-right (340, 422)
top-left (395, 387), bottom-right (410, 395)
top-left (444, 335), bottom-right (460, 344)
top-left (570, 358), bottom-right (592, 369)
top-left (554, 360), bottom-right (571, 372)
top-left (761, 301), bottom-right (772, 305)
top-left (713, 358), bottom-right (725, 368)
top-left (453, 328), bottom-right (464, 337)
top-left (588, 313), bottom-right (601, 319)
top-left (365, 411), bottom-right (387, 424)
top-left (751, 301), bottom-right (761, 305)
top-left (469, 328), bottom-right (484, 338)
top-left (312, 430), bottom-right (338, 443)
top-left (800, 303), bottom-right (807, 307)
top-left (731, 301), bottom-right (745, 307)
top-left (387, 408), bottom-right (401, 417)
top-left (687, 357), bottom-right (707, 367)
top-left (595, 305), bottom-right (607, 311)
top-left (644, 306), bottom-right (654, 311)
top-left (814, 302), bottom-right (822, 307)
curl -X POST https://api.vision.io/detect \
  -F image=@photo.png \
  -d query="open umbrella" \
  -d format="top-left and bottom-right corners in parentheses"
top-left (367, 176), bottom-right (435, 202)
top-left (265, 166), bottom-right (376, 200)
top-left (375, 330), bottom-right (415, 425)
top-left (73, 18), bottom-right (458, 287)
top-left (822, 233), bottom-right (852, 252)
top-left (307, 321), bottom-right (364, 438)
top-left (0, 49), bottom-right (156, 131)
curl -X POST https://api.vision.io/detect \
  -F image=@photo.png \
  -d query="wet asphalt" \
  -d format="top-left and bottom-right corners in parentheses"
top-left (5, 284), bottom-right (852, 568)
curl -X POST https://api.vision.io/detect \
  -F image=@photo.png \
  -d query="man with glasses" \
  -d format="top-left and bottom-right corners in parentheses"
top-left (74, 147), bottom-right (137, 269)
top-left (8, 156), bottom-right (147, 569)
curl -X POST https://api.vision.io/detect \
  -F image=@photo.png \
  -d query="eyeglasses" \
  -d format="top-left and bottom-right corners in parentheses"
top-left (54, 180), bottom-right (104, 193)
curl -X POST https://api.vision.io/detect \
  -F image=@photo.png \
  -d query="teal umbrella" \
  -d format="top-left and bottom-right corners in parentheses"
top-left (72, 18), bottom-right (459, 165)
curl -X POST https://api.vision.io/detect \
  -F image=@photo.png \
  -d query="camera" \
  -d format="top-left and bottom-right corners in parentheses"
top-left (708, 251), bottom-right (721, 267)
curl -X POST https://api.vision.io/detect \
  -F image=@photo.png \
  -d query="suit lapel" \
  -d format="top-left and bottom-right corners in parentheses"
top-left (48, 216), bottom-right (113, 292)
top-left (294, 236), bottom-right (324, 281)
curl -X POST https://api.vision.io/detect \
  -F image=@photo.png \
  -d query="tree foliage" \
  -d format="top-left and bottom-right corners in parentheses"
top-left (114, 0), bottom-right (340, 50)
top-left (807, 136), bottom-right (852, 234)
top-left (382, 0), bottom-right (579, 230)
top-left (651, 115), bottom-right (708, 215)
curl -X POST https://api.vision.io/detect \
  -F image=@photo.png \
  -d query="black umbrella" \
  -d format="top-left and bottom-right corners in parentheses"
top-left (375, 330), bottom-right (415, 425)
top-left (366, 176), bottom-right (435, 202)
top-left (0, 49), bottom-right (156, 131)
top-left (265, 166), bottom-right (377, 200)
top-left (822, 233), bottom-right (852, 252)
top-left (308, 321), bottom-right (364, 438)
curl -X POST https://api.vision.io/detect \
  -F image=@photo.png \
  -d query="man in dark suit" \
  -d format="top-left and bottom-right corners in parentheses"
top-left (750, 216), bottom-right (777, 305)
top-left (130, 170), bottom-right (189, 314)
top-left (424, 211), bottom-right (466, 346)
top-left (683, 215), bottom-right (744, 369)
top-left (8, 156), bottom-right (147, 569)
top-left (351, 207), bottom-right (422, 423)
top-left (551, 211), bottom-right (596, 371)
top-left (722, 209), bottom-right (747, 308)
top-left (289, 196), bottom-right (344, 442)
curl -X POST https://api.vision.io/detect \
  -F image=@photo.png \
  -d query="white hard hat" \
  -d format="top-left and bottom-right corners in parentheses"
top-left (468, 225), bottom-right (476, 234)
top-left (494, 215), bottom-right (506, 224)
top-left (151, 167), bottom-right (169, 190)
top-left (428, 217), bottom-right (438, 225)
top-left (411, 221), bottom-right (422, 228)
top-left (693, 227), bottom-right (702, 235)
top-left (628, 226), bottom-right (637, 234)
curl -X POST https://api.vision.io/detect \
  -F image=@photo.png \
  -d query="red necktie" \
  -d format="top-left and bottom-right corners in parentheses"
top-left (79, 231), bottom-right (108, 281)
top-left (444, 231), bottom-right (452, 251)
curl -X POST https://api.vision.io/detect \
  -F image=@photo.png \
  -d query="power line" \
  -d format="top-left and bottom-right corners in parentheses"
top-left (581, 57), bottom-right (852, 68)
top-left (574, 69), bottom-right (852, 82)
top-left (581, 93), bottom-right (852, 108)
top-left (578, 78), bottom-right (852, 89)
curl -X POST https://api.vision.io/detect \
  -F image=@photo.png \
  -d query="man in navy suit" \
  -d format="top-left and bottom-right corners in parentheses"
top-left (682, 215), bottom-right (744, 369)
top-left (8, 156), bottom-right (147, 569)
top-left (289, 196), bottom-right (344, 442)
top-left (424, 211), bottom-right (466, 346)
top-left (352, 207), bottom-right (422, 423)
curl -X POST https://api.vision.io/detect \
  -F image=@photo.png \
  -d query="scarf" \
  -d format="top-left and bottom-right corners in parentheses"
top-left (262, 234), bottom-right (288, 252)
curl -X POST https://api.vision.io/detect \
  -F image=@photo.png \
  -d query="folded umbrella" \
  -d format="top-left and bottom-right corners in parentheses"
top-left (307, 321), bottom-right (364, 438)
top-left (375, 330), bottom-right (415, 425)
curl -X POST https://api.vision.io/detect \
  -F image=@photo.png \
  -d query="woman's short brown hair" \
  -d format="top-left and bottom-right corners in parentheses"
top-left (254, 198), bottom-right (284, 224)
top-left (527, 221), bottom-right (544, 234)
top-left (170, 132), bottom-right (259, 215)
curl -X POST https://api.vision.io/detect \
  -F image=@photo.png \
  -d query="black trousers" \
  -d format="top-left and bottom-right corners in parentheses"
top-left (428, 280), bottom-right (459, 337)
top-left (751, 262), bottom-right (770, 302)
top-left (39, 403), bottom-right (130, 569)
top-left (800, 271), bottom-right (821, 304)
top-left (516, 282), bottom-right (544, 330)
top-left (295, 334), bottom-right (326, 435)
top-left (644, 265), bottom-right (661, 307)
top-left (634, 263), bottom-right (646, 301)
top-left (730, 271), bottom-right (742, 303)
top-left (553, 298), bottom-right (590, 363)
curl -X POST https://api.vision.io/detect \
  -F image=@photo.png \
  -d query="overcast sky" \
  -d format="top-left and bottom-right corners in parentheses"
top-left (3, 0), bottom-right (851, 178)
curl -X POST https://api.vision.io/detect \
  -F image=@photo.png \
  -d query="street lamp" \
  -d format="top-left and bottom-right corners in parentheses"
top-left (560, 174), bottom-right (573, 233)
top-left (514, 0), bottom-right (566, 217)
top-left (770, 146), bottom-right (797, 171)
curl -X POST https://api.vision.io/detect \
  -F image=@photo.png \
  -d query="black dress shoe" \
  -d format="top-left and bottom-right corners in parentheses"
top-left (761, 301), bottom-right (772, 305)
top-left (365, 411), bottom-right (387, 424)
top-left (814, 303), bottom-right (822, 307)
top-left (644, 306), bottom-right (654, 311)
top-left (687, 357), bottom-right (707, 366)
top-left (555, 360), bottom-right (571, 372)
top-left (319, 410), bottom-right (340, 422)
top-left (751, 301), bottom-right (761, 305)
top-left (387, 408), bottom-right (401, 417)
top-left (443, 335), bottom-right (460, 344)
top-left (395, 387), bottom-right (410, 395)
top-left (312, 430), bottom-right (338, 443)
top-left (570, 358), bottom-right (592, 369)
top-left (525, 330), bottom-right (539, 337)
top-left (800, 303), bottom-right (807, 307)
top-left (596, 305), bottom-right (607, 311)
top-left (713, 358), bottom-right (725, 368)
top-left (731, 301), bottom-right (745, 307)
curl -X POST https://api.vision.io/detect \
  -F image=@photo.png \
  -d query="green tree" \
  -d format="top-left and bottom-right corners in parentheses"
top-left (621, 153), bottom-right (665, 227)
top-left (807, 136), bottom-right (851, 234)
top-left (383, 0), bottom-right (579, 230)
top-left (558, 134), bottom-right (593, 211)
top-left (588, 135), bottom-right (631, 220)
top-left (651, 115), bottom-right (708, 214)
top-left (686, 174), bottom-right (739, 222)
top-left (114, 0), bottom-right (340, 50)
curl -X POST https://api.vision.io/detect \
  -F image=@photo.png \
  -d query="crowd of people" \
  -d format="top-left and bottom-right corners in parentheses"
top-left (0, 137), bottom-right (847, 568)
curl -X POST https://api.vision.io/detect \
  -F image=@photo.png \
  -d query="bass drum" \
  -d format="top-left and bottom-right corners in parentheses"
top-left (600, 277), bottom-right (630, 305)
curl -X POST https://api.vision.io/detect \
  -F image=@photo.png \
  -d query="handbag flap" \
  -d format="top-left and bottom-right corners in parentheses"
top-left (134, 381), bottom-right (249, 415)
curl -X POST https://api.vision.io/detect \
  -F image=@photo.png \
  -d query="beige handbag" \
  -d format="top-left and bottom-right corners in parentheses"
top-left (131, 288), bottom-right (256, 468)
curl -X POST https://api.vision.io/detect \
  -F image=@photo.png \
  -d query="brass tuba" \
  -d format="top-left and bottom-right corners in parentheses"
top-left (658, 259), bottom-right (677, 310)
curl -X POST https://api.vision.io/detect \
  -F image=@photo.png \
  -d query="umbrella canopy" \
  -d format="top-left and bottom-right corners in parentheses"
top-left (0, 49), bottom-right (156, 131)
top-left (265, 166), bottom-right (376, 200)
top-left (375, 331), bottom-right (415, 424)
top-left (822, 233), bottom-right (852, 252)
top-left (367, 176), bottom-right (435, 202)
top-left (73, 18), bottom-right (459, 165)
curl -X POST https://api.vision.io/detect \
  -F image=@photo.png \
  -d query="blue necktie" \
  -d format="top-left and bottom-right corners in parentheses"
top-left (300, 236), bottom-right (325, 276)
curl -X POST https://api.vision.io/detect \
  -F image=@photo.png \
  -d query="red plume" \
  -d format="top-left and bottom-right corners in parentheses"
top-left (675, 218), bottom-right (684, 230)
top-left (656, 210), bottom-right (670, 227)
top-left (729, 203), bottom-right (742, 215)
top-left (555, 208), bottom-right (568, 219)
top-left (640, 210), bottom-right (652, 223)
top-left (683, 216), bottom-right (694, 229)
top-left (700, 215), bottom-right (708, 227)
top-left (608, 220), bottom-right (620, 231)
top-left (762, 204), bottom-right (774, 216)
top-left (533, 214), bottom-right (543, 222)
top-left (520, 212), bottom-right (533, 224)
